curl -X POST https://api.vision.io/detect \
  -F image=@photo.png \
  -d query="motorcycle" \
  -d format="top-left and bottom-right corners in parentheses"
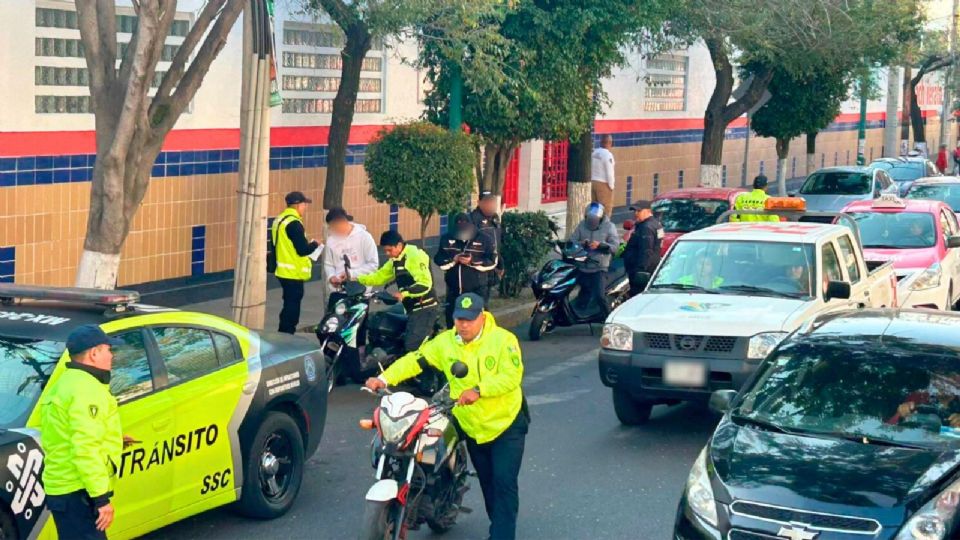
top-left (527, 240), bottom-right (630, 341)
top-left (357, 362), bottom-right (472, 540)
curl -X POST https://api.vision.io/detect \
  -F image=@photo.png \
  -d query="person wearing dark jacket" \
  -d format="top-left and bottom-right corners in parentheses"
top-left (272, 191), bottom-right (321, 334)
top-left (622, 200), bottom-right (664, 296)
top-left (470, 192), bottom-right (503, 301)
top-left (435, 213), bottom-right (497, 327)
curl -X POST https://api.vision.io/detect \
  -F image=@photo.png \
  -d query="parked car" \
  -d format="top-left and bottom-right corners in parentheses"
top-left (651, 187), bottom-right (747, 256)
top-left (841, 195), bottom-right (960, 310)
top-left (791, 166), bottom-right (897, 220)
top-left (676, 308), bottom-right (960, 540)
top-left (906, 175), bottom-right (960, 217)
top-left (869, 156), bottom-right (941, 195)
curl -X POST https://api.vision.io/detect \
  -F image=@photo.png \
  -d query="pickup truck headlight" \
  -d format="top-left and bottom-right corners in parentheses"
top-left (601, 323), bottom-right (633, 351)
top-left (910, 263), bottom-right (943, 291)
top-left (686, 447), bottom-right (718, 527)
top-left (895, 475), bottom-right (960, 540)
top-left (747, 332), bottom-right (787, 360)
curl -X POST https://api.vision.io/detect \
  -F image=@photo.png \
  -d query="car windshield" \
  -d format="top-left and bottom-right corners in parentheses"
top-left (870, 161), bottom-right (925, 182)
top-left (0, 336), bottom-right (64, 429)
top-left (651, 198), bottom-right (731, 233)
top-left (849, 211), bottom-right (937, 249)
top-left (650, 240), bottom-right (815, 298)
top-left (906, 184), bottom-right (960, 212)
top-left (734, 342), bottom-right (960, 450)
top-left (800, 171), bottom-right (872, 195)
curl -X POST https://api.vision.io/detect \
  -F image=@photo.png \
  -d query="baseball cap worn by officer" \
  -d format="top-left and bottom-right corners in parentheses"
top-left (285, 191), bottom-right (312, 205)
top-left (753, 175), bottom-right (769, 190)
top-left (66, 324), bottom-right (123, 356)
top-left (452, 292), bottom-right (484, 321)
top-left (629, 200), bottom-right (652, 212)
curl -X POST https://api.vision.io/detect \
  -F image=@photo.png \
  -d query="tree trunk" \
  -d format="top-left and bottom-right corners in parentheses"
top-left (884, 66), bottom-right (900, 157)
top-left (901, 67), bottom-right (912, 154)
top-left (323, 23), bottom-right (372, 209)
top-left (775, 137), bottom-right (789, 196)
top-left (480, 142), bottom-right (518, 196)
top-left (910, 70), bottom-right (927, 148)
top-left (806, 132), bottom-right (817, 177)
top-left (566, 131), bottom-right (593, 234)
top-left (419, 213), bottom-right (431, 248)
top-left (700, 95), bottom-right (725, 186)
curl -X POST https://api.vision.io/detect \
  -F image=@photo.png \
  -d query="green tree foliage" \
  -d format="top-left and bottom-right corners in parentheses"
top-left (364, 122), bottom-right (475, 243)
top-left (499, 211), bottom-right (558, 297)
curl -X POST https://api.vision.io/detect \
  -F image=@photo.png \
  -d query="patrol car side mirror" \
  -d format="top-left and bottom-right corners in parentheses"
top-left (451, 361), bottom-right (469, 379)
top-left (709, 390), bottom-right (737, 414)
top-left (633, 272), bottom-right (651, 291)
top-left (824, 281), bottom-right (851, 301)
top-left (948, 235), bottom-right (960, 249)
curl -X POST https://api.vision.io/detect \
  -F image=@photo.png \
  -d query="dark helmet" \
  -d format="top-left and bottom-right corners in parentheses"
top-left (753, 175), bottom-right (769, 190)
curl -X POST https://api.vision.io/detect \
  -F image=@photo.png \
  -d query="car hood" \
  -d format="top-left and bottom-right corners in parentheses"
top-left (863, 248), bottom-right (939, 273)
top-left (711, 420), bottom-right (960, 524)
top-left (612, 293), bottom-right (806, 335)
top-left (800, 193), bottom-right (871, 211)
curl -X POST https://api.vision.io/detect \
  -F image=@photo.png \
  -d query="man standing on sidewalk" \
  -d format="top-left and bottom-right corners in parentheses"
top-left (591, 134), bottom-right (616, 216)
top-left (272, 191), bottom-right (321, 334)
top-left (435, 213), bottom-right (497, 327)
top-left (622, 201), bottom-right (663, 296)
top-left (471, 192), bottom-right (503, 301)
top-left (40, 325), bottom-right (125, 540)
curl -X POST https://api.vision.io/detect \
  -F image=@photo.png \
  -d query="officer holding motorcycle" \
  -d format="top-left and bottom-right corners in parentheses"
top-left (435, 213), bottom-right (497, 327)
top-left (365, 293), bottom-right (528, 540)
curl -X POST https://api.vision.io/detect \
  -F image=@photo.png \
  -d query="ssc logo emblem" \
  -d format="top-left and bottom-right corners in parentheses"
top-left (5, 441), bottom-right (45, 520)
top-left (484, 356), bottom-right (496, 370)
top-left (461, 296), bottom-right (473, 309)
top-left (303, 355), bottom-right (317, 383)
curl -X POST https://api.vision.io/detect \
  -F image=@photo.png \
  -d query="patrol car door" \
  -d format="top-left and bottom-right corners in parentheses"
top-left (101, 327), bottom-right (176, 535)
top-left (148, 326), bottom-right (247, 513)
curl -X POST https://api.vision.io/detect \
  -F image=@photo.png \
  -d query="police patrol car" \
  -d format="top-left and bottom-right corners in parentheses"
top-left (0, 285), bottom-right (328, 539)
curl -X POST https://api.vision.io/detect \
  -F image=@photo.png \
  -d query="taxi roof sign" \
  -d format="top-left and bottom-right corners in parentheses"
top-left (0, 284), bottom-right (140, 310)
top-left (872, 193), bottom-right (907, 208)
top-left (764, 197), bottom-right (806, 211)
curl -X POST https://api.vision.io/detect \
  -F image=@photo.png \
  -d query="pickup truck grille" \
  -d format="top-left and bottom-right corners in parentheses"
top-left (730, 501), bottom-right (881, 534)
top-left (727, 530), bottom-right (780, 540)
top-left (643, 333), bottom-right (737, 354)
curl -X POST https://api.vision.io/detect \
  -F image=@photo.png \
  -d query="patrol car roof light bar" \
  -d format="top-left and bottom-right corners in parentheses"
top-left (715, 199), bottom-right (863, 247)
top-left (0, 284), bottom-right (140, 312)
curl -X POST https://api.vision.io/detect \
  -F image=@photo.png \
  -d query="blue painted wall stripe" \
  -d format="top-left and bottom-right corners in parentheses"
top-left (0, 246), bottom-right (15, 283)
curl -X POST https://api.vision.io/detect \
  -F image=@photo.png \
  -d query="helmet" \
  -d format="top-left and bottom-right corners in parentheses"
top-left (585, 202), bottom-right (604, 219)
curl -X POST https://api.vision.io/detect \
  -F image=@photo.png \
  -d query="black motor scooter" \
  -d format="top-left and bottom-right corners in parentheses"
top-left (527, 241), bottom-right (630, 341)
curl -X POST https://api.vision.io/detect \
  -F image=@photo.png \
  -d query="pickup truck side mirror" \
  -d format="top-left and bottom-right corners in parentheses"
top-left (948, 235), bottom-right (960, 249)
top-left (632, 272), bottom-right (651, 291)
top-left (788, 192), bottom-right (797, 197)
top-left (824, 280), bottom-right (851, 301)
top-left (709, 390), bottom-right (737, 414)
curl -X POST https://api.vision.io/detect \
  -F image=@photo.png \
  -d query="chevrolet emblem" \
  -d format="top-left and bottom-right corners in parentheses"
top-left (777, 524), bottom-right (818, 540)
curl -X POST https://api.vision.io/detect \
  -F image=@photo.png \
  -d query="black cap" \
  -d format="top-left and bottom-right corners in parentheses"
top-left (285, 191), bottom-right (312, 205)
top-left (325, 207), bottom-right (353, 223)
top-left (66, 324), bottom-right (123, 356)
top-left (629, 200), bottom-right (652, 211)
top-left (453, 212), bottom-right (471, 225)
top-left (452, 293), bottom-right (484, 321)
top-left (479, 191), bottom-right (496, 202)
top-left (379, 230), bottom-right (404, 247)
top-left (753, 175), bottom-right (769, 189)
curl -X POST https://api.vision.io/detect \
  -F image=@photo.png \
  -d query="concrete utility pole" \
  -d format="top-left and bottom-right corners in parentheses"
top-left (940, 0), bottom-right (959, 150)
top-left (857, 74), bottom-right (869, 165)
top-left (884, 66), bottom-right (900, 157)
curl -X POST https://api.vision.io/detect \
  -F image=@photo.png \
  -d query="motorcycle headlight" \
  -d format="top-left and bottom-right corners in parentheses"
top-left (323, 317), bottom-right (339, 333)
top-left (334, 301), bottom-right (348, 316)
top-left (896, 476), bottom-right (960, 540)
top-left (910, 263), bottom-right (943, 291)
top-left (686, 446), bottom-right (718, 527)
top-left (601, 323), bottom-right (633, 351)
top-left (380, 414), bottom-right (418, 445)
top-left (747, 332), bottom-right (787, 361)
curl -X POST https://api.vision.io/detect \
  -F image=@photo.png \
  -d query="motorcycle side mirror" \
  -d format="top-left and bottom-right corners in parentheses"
top-left (343, 253), bottom-right (351, 269)
top-left (343, 280), bottom-right (366, 297)
top-left (450, 361), bottom-right (469, 379)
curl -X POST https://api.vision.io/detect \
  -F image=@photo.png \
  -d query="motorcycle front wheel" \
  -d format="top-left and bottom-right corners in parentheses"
top-left (528, 311), bottom-right (552, 341)
top-left (357, 500), bottom-right (398, 540)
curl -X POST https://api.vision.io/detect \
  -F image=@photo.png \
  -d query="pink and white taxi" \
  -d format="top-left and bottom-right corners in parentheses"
top-left (841, 194), bottom-right (960, 310)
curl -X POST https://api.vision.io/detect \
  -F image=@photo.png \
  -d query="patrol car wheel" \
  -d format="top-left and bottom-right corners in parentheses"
top-left (613, 388), bottom-right (652, 425)
top-left (0, 510), bottom-right (15, 540)
top-left (238, 412), bottom-right (305, 519)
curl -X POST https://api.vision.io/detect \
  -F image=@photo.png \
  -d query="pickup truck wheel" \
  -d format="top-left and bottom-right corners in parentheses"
top-left (613, 388), bottom-right (652, 425)
top-left (237, 412), bottom-right (305, 519)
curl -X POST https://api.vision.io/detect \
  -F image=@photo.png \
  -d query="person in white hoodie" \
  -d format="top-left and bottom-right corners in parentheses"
top-left (323, 208), bottom-right (379, 304)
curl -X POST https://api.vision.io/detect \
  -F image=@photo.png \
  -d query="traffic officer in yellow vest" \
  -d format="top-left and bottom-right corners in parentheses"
top-left (365, 293), bottom-right (528, 540)
top-left (732, 175), bottom-right (779, 222)
top-left (40, 325), bottom-right (125, 540)
top-left (356, 230), bottom-right (440, 353)
top-left (273, 191), bottom-right (321, 334)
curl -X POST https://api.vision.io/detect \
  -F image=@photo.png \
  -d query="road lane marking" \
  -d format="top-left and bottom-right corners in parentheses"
top-left (527, 389), bottom-right (592, 406)
top-left (523, 350), bottom-right (597, 386)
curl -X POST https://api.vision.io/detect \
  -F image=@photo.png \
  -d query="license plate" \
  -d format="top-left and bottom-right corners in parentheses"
top-left (664, 362), bottom-right (706, 387)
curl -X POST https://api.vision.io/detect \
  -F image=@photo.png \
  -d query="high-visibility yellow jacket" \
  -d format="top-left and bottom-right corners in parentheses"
top-left (380, 311), bottom-right (523, 444)
top-left (272, 207), bottom-right (313, 280)
top-left (358, 244), bottom-right (438, 311)
top-left (731, 189), bottom-right (779, 222)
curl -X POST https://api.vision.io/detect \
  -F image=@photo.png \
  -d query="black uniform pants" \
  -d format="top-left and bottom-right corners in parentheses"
top-left (575, 271), bottom-right (608, 312)
top-left (466, 412), bottom-right (529, 540)
top-left (444, 284), bottom-right (488, 328)
top-left (404, 305), bottom-right (439, 352)
top-left (277, 277), bottom-right (305, 334)
top-left (47, 491), bottom-right (107, 540)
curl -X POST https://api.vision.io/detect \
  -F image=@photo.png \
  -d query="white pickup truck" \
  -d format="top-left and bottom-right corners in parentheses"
top-left (598, 218), bottom-right (898, 425)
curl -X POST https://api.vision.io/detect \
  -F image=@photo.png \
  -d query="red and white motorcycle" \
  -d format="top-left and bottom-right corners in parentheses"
top-left (357, 362), bottom-right (472, 540)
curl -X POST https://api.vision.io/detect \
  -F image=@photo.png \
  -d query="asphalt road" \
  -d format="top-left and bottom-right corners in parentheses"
top-left (147, 323), bottom-right (719, 540)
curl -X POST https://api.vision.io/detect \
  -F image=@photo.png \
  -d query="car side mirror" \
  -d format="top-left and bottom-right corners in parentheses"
top-left (633, 272), bottom-right (651, 291)
top-left (709, 390), bottom-right (737, 414)
top-left (788, 192), bottom-right (797, 197)
top-left (450, 361), bottom-right (469, 379)
top-left (948, 235), bottom-right (960, 249)
top-left (824, 280), bottom-right (851, 301)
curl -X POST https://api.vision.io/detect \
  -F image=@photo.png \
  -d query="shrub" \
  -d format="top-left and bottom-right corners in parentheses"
top-left (499, 211), bottom-right (558, 297)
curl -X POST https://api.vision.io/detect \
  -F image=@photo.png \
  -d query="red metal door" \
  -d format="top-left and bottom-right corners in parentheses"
top-left (502, 147), bottom-right (520, 208)
top-left (541, 140), bottom-right (569, 203)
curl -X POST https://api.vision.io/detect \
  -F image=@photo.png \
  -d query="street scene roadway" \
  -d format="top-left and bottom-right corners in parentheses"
top-left (148, 324), bottom-right (713, 539)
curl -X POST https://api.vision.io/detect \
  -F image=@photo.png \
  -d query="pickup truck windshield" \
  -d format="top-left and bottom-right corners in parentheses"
top-left (650, 240), bottom-right (815, 298)
top-left (906, 184), bottom-right (960, 212)
top-left (734, 343), bottom-right (960, 450)
top-left (0, 335), bottom-right (63, 429)
top-left (800, 171), bottom-right (872, 195)
top-left (651, 198), bottom-right (730, 233)
top-left (849, 211), bottom-right (937, 249)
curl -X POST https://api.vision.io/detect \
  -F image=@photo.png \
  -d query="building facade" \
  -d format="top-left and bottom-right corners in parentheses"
top-left (0, 0), bottom-right (948, 288)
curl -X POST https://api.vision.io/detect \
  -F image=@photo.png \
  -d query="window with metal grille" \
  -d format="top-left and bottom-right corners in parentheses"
top-left (502, 147), bottom-right (521, 208)
top-left (653, 173), bottom-right (660, 196)
top-left (722, 165), bottom-right (727, 187)
top-left (678, 170), bottom-right (684, 189)
top-left (540, 141), bottom-right (569, 203)
top-left (281, 52), bottom-right (382, 72)
top-left (282, 98), bottom-right (381, 114)
top-left (282, 75), bottom-right (381, 93)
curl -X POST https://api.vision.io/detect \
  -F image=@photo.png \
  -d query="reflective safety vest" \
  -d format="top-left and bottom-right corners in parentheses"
top-left (731, 189), bottom-right (778, 222)
top-left (272, 208), bottom-right (312, 281)
top-left (678, 274), bottom-right (724, 288)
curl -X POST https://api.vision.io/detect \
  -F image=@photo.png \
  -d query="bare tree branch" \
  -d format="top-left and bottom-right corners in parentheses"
top-left (312, 0), bottom-right (359, 30)
top-left (95, 0), bottom-right (118, 85)
top-left (75, 1), bottom-right (110, 111)
top-left (155, 0), bottom-right (227, 101)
